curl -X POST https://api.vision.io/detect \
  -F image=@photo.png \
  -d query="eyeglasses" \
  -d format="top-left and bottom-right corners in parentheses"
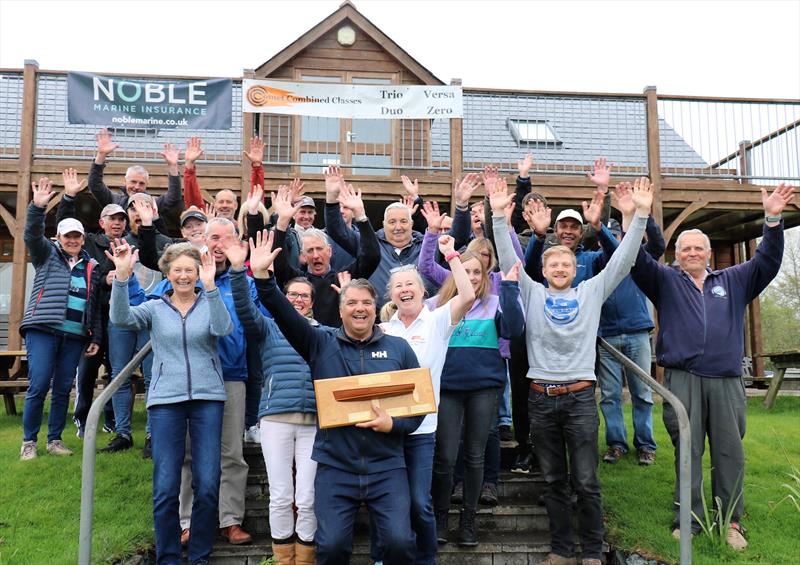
top-left (389, 264), bottom-right (419, 275)
top-left (286, 291), bottom-right (312, 301)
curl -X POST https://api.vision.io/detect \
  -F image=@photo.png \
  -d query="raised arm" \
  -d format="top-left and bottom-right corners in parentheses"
top-left (25, 178), bottom-right (56, 267)
top-left (498, 262), bottom-right (525, 339)
top-left (243, 137), bottom-right (265, 192)
top-left (270, 185), bottom-right (304, 285)
top-left (512, 154), bottom-right (534, 233)
top-left (107, 240), bottom-right (152, 330)
top-left (198, 250), bottom-right (234, 337)
top-left (56, 168), bottom-right (87, 224)
top-left (156, 143), bottom-right (183, 214)
top-left (417, 201), bottom-right (452, 286)
top-left (224, 236), bottom-right (270, 337)
top-left (451, 173), bottom-right (481, 248)
top-left (437, 234), bottom-right (476, 324)
top-left (89, 129), bottom-right (119, 207)
top-left (487, 174), bottom-right (534, 292)
top-left (182, 137), bottom-right (205, 209)
top-left (521, 198), bottom-right (551, 282)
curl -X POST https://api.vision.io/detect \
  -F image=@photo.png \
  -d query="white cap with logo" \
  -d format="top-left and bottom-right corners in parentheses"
top-left (56, 218), bottom-right (85, 236)
top-left (555, 209), bottom-right (583, 225)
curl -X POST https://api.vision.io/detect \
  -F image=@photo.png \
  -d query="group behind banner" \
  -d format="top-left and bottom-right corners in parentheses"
top-left (242, 79), bottom-right (463, 119)
top-left (68, 72), bottom-right (233, 130)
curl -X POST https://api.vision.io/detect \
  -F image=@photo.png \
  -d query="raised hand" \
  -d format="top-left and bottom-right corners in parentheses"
top-left (247, 185), bottom-right (264, 215)
top-left (62, 168), bottom-right (86, 197)
top-left (288, 178), bottom-right (305, 201)
top-left (338, 183), bottom-right (365, 218)
top-left (581, 187), bottom-right (606, 229)
top-left (95, 129), bottom-right (119, 158)
top-left (199, 251), bottom-right (217, 291)
top-left (486, 174), bottom-right (512, 214)
top-left (184, 137), bottom-right (204, 168)
top-left (221, 233), bottom-right (248, 269)
top-left (132, 198), bottom-right (154, 226)
top-left (248, 229), bottom-right (282, 278)
top-left (324, 165), bottom-right (345, 202)
top-left (762, 183), bottom-right (796, 218)
top-left (104, 238), bottom-right (137, 280)
top-left (586, 157), bottom-right (611, 192)
top-left (421, 201), bottom-right (445, 233)
top-left (523, 199), bottom-right (552, 235)
top-left (502, 261), bottom-right (521, 282)
top-left (482, 165), bottom-right (500, 193)
top-left (31, 177), bottom-right (54, 208)
top-left (331, 270), bottom-right (351, 294)
top-left (400, 194), bottom-right (419, 216)
top-left (400, 175), bottom-right (419, 200)
top-left (454, 172), bottom-right (481, 207)
top-left (152, 198), bottom-right (160, 220)
top-left (203, 201), bottom-right (217, 220)
top-left (517, 153), bottom-right (534, 178)
top-left (272, 185), bottom-right (302, 225)
top-left (243, 137), bottom-right (265, 166)
top-left (504, 201), bottom-right (516, 227)
top-left (438, 233), bottom-right (455, 256)
top-left (631, 177), bottom-right (654, 216)
top-left (612, 181), bottom-right (635, 218)
top-left (160, 143), bottom-right (180, 167)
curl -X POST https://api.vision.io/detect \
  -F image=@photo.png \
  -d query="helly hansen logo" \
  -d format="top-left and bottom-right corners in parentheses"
top-left (371, 351), bottom-right (388, 359)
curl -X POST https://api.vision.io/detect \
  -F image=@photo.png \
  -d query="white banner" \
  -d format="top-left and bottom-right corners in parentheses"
top-left (242, 80), bottom-right (462, 119)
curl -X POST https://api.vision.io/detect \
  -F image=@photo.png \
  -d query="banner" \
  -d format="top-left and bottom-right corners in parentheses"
top-left (242, 79), bottom-right (462, 119)
top-left (68, 72), bottom-right (232, 129)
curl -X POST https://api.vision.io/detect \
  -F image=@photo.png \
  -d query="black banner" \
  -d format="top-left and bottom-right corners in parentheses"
top-left (67, 72), bottom-right (232, 130)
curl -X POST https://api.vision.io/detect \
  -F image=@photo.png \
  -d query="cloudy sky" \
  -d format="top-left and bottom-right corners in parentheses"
top-left (1, 0), bottom-right (798, 99)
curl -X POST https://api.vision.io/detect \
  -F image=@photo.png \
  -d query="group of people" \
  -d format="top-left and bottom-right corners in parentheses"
top-left (18, 129), bottom-right (795, 565)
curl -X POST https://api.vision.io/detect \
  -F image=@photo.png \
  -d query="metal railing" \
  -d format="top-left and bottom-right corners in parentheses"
top-left (0, 71), bottom-right (24, 159)
top-left (598, 337), bottom-right (692, 565)
top-left (78, 341), bottom-right (152, 565)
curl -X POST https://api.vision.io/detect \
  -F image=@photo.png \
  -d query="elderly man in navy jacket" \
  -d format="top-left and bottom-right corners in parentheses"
top-left (631, 183), bottom-right (795, 550)
top-left (246, 229), bottom-right (423, 565)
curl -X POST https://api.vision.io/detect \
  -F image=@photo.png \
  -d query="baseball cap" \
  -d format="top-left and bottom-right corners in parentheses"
top-left (56, 218), bottom-right (85, 236)
top-left (555, 209), bottom-right (583, 225)
top-left (127, 193), bottom-right (153, 208)
top-left (100, 203), bottom-right (126, 218)
top-left (180, 206), bottom-right (208, 226)
top-left (607, 218), bottom-right (622, 237)
top-left (295, 196), bottom-right (316, 209)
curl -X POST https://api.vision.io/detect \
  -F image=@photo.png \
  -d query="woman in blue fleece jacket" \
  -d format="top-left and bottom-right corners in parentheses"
top-left (109, 240), bottom-right (232, 565)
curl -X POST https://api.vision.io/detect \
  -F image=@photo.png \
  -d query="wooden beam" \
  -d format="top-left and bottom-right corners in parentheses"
top-left (8, 60), bottom-right (38, 350)
top-left (449, 79), bottom-right (463, 216)
top-left (644, 86), bottom-right (663, 229)
top-left (663, 199), bottom-right (708, 246)
top-left (0, 202), bottom-right (16, 234)
top-left (240, 69), bottom-right (256, 202)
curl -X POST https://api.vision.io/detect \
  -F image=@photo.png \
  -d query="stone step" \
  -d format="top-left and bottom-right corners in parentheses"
top-left (209, 530), bottom-right (559, 565)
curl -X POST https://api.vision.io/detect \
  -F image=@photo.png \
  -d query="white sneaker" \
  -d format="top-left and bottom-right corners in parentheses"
top-left (727, 523), bottom-right (748, 550)
top-left (46, 440), bottom-right (74, 456)
top-left (243, 424), bottom-right (260, 444)
top-left (20, 441), bottom-right (38, 461)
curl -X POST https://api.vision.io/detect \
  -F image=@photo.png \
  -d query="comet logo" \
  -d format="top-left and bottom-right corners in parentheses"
top-left (246, 85), bottom-right (325, 107)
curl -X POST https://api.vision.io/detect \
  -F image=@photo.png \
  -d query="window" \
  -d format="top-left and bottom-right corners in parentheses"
top-left (507, 119), bottom-right (560, 145)
top-left (300, 153), bottom-right (340, 174)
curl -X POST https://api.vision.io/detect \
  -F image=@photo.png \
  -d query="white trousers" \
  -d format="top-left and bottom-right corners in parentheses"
top-left (260, 418), bottom-right (318, 542)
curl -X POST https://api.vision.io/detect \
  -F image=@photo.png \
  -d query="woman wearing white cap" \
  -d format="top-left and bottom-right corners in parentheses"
top-left (19, 177), bottom-right (103, 461)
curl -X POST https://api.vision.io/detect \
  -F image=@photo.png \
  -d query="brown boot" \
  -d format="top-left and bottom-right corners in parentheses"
top-left (271, 539), bottom-right (296, 565)
top-left (219, 524), bottom-right (253, 545)
top-left (295, 539), bottom-right (316, 565)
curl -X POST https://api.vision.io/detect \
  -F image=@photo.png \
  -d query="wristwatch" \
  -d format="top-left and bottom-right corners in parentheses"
top-left (765, 215), bottom-right (782, 223)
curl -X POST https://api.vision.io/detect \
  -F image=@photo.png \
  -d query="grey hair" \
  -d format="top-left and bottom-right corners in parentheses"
top-left (383, 201), bottom-right (412, 222)
top-left (215, 189), bottom-right (238, 202)
top-left (205, 217), bottom-right (238, 236)
top-left (301, 228), bottom-right (330, 247)
top-left (675, 229), bottom-right (711, 252)
top-left (385, 265), bottom-right (426, 300)
top-left (158, 242), bottom-right (201, 276)
top-left (338, 278), bottom-right (378, 306)
top-left (125, 165), bottom-right (149, 181)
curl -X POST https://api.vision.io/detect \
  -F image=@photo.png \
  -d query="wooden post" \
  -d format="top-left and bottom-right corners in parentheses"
top-left (747, 239), bottom-right (765, 378)
top-left (240, 69), bottom-right (256, 202)
top-left (449, 78), bottom-right (463, 215)
top-left (7, 60), bottom-right (39, 351)
top-left (643, 86), bottom-right (663, 229)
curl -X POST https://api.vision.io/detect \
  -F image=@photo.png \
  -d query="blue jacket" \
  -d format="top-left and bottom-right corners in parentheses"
top-left (631, 222), bottom-right (784, 377)
top-left (110, 279), bottom-right (233, 407)
top-left (254, 275), bottom-right (423, 474)
top-left (524, 224), bottom-right (618, 286)
top-left (598, 216), bottom-right (666, 337)
top-left (148, 267), bottom-right (263, 382)
top-left (230, 267), bottom-right (316, 417)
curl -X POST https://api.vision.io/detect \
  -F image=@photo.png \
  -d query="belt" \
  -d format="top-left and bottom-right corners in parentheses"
top-left (530, 380), bottom-right (593, 396)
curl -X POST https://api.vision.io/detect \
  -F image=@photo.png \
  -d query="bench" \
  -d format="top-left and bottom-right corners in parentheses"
top-left (0, 351), bottom-right (27, 415)
top-left (757, 350), bottom-right (800, 409)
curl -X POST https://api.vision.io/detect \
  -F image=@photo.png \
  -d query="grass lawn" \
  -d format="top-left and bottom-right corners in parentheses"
top-left (599, 395), bottom-right (800, 564)
top-left (0, 395), bottom-right (797, 564)
top-left (0, 399), bottom-right (153, 565)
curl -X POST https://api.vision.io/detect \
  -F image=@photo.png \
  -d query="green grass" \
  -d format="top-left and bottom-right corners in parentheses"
top-left (0, 399), bottom-right (153, 565)
top-left (598, 396), bottom-right (800, 564)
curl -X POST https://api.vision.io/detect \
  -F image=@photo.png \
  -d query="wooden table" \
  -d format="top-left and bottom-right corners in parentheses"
top-left (758, 350), bottom-right (800, 409)
top-left (0, 351), bottom-right (27, 416)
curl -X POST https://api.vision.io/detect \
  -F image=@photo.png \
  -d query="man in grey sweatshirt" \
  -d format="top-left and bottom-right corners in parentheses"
top-left (489, 177), bottom-right (653, 565)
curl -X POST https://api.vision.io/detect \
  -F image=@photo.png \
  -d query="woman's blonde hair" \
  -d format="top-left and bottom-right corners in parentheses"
top-left (379, 301), bottom-right (398, 323)
top-left (434, 250), bottom-right (488, 306)
top-left (158, 242), bottom-right (201, 277)
top-left (466, 237), bottom-right (497, 272)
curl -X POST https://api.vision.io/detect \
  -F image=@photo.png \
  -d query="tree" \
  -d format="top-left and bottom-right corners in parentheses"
top-left (761, 227), bottom-right (800, 354)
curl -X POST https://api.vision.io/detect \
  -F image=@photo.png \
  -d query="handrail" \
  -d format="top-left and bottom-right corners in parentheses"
top-left (78, 341), bottom-right (152, 565)
top-left (598, 337), bottom-right (692, 565)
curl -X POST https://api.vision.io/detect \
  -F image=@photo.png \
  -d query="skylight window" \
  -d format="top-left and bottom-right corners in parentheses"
top-left (507, 119), bottom-right (560, 145)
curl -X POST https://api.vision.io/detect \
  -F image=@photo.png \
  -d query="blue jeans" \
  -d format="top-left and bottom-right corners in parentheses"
top-left (315, 464), bottom-right (415, 565)
top-left (149, 400), bottom-right (224, 565)
top-left (498, 363), bottom-right (512, 427)
top-left (23, 329), bottom-right (85, 443)
top-left (406, 433), bottom-right (436, 565)
top-left (108, 322), bottom-right (153, 438)
top-left (530, 385), bottom-right (604, 560)
top-left (597, 332), bottom-right (656, 452)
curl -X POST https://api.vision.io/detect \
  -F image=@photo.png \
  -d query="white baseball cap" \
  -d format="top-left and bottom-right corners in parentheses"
top-left (56, 218), bottom-right (85, 236)
top-left (555, 209), bottom-right (583, 225)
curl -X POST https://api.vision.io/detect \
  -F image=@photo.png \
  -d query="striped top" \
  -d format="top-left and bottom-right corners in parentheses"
top-left (47, 259), bottom-right (88, 336)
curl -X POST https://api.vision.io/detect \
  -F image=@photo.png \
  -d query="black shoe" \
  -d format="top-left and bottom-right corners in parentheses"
top-left (142, 435), bottom-right (152, 459)
top-left (511, 451), bottom-right (534, 474)
top-left (99, 434), bottom-right (132, 453)
top-left (435, 510), bottom-right (449, 545)
top-left (499, 425), bottom-right (513, 442)
top-left (479, 483), bottom-right (498, 506)
top-left (450, 481), bottom-right (464, 504)
top-left (457, 509), bottom-right (478, 547)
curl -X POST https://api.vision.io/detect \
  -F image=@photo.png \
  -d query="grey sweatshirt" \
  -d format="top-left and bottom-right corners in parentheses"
top-left (493, 213), bottom-right (648, 383)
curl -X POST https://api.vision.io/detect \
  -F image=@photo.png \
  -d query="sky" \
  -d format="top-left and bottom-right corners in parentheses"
top-left (1, 0), bottom-right (799, 99)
